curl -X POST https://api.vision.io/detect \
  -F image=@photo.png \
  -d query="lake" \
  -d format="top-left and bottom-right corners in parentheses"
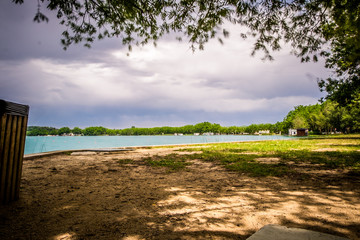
top-left (24, 135), bottom-right (292, 155)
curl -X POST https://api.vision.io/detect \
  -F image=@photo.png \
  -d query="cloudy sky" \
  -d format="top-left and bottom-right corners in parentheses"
top-left (0, 1), bottom-right (330, 129)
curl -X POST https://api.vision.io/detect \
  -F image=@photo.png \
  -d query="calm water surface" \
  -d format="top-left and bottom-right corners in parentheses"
top-left (25, 135), bottom-right (291, 155)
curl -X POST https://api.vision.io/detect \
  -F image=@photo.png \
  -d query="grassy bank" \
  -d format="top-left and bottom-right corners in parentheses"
top-left (144, 134), bottom-right (360, 177)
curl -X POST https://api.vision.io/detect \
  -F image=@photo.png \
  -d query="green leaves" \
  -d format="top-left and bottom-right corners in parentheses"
top-left (17, 0), bottom-right (358, 62)
top-left (317, 0), bottom-right (360, 104)
top-left (281, 99), bottom-right (360, 133)
top-left (11, 1), bottom-right (299, 54)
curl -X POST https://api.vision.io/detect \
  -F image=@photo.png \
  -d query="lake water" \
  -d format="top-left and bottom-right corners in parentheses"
top-left (24, 135), bottom-right (291, 155)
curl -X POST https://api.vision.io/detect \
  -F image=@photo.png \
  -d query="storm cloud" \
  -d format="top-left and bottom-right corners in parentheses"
top-left (0, 1), bottom-right (329, 128)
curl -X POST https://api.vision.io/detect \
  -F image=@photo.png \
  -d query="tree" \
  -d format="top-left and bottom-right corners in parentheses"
top-left (307, 104), bottom-right (323, 133)
top-left (27, 126), bottom-right (56, 136)
top-left (318, 0), bottom-right (360, 105)
top-left (194, 122), bottom-right (212, 133)
top-left (72, 127), bottom-right (83, 135)
top-left (282, 105), bottom-right (310, 131)
top-left (292, 115), bottom-right (308, 129)
top-left (49, 129), bottom-right (59, 135)
top-left (280, 100), bottom-right (360, 134)
top-left (106, 128), bottom-right (118, 135)
top-left (210, 123), bottom-right (221, 134)
top-left (270, 122), bottom-right (283, 134)
top-left (345, 92), bottom-right (360, 132)
top-left (245, 124), bottom-right (259, 134)
top-left (58, 127), bottom-right (71, 135)
top-left (83, 126), bottom-right (107, 135)
top-left (182, 125), bottom-right (195, 134)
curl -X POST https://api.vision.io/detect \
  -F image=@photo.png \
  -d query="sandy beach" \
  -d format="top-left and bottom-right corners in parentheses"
top-left (1, 146), bottom-right (359, 240)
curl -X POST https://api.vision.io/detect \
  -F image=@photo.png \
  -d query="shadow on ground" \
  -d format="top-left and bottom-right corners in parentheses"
top-left (0, 149), bottom-right (359, 240)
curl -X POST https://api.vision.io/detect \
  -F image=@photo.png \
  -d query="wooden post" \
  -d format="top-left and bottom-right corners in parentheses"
top-left (0, 100), bottom-right (29, 204)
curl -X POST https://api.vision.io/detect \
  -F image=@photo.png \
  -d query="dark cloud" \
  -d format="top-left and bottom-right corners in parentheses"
top-left (0, 1), bottom-right (328, 128)
top-left (27, 104), bottom-right (287, 129)
top-left (0, 1), bottom-right (127, 62)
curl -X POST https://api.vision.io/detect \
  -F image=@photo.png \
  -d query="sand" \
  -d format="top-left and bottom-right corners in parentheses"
top-left (1, 147), bottom-right (359, 240)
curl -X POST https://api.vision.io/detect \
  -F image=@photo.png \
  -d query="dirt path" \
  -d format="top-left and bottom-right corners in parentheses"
top-left (1, 147), bottom-right (359, 240)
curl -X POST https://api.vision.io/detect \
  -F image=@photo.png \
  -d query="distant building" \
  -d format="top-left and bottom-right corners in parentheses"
top-left (203, 132), bottom-right (214, 136)
top-left (259, 130), bottom-right (270, 134)
top-left (288, 128), bottom-right (308, 136)
top-left (289, 129), bottom-right (297, 136)
top-left (297, 128), bottom-right (308, 136)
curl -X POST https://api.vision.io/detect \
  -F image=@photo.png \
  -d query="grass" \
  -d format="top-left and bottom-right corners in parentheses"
top-left (130, 134), bottom-right (360, 177)
top-left (144, 153), bottom-right (193, 171)
top-left (186, 134), bottom-right (360, 177)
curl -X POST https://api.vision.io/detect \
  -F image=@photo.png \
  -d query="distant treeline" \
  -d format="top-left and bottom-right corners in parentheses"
top-left (27, 122), bottom-right (282, 136)
top-left (27, 100), bottom-right (360, 136)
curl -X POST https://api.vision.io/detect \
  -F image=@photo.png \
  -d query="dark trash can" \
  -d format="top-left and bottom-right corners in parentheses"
top-left (0, 100), bottom-right (29, 204)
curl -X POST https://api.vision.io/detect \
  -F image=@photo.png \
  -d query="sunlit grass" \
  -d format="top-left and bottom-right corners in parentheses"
top-left (183, 134), bottom-right (360, 177)
top-left (137, 135), bottom-right (360, 176)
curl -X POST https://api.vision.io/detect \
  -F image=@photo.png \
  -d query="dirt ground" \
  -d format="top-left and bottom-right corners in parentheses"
top-left (1, 147), bottom-right (359, 240)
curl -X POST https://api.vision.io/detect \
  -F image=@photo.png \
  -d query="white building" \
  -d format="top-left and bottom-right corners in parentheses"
top-left (259, 130), bottom-right (270, 134)
top-left (288, 129), bottom-right (297, 136)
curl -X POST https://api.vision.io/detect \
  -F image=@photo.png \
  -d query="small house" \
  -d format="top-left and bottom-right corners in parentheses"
top-left (259, 130), bottom-right (270, 134)
top-left (288, 128), bottom-right (308, 136)
top-left (296, 128), bottom-right (308, 136)
top-left (288, 129), bottom-right (297, 136)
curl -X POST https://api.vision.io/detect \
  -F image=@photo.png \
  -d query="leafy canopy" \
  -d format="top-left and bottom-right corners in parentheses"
top-left (13, 0), bottom-right (360, 102)
top-left (317, 0), bottom-right (360, 105)
top-left (11, 1), bottom-right (343, 58)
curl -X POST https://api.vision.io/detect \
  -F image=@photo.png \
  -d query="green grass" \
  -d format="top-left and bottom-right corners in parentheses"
top-left (130, 134), bottom-right (360, 177)
top-left (144, 153), bottom-right (193, 171)
top-left (183, 134), bottom-right (360, 177)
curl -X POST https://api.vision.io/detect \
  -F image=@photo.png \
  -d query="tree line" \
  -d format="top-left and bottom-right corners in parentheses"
top-left (27, 98), bottom-right (360, 136)
top-left (27, 122), bottom-right (281, 136)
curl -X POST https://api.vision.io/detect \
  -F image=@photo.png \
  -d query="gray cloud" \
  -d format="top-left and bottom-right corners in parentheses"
top-left (0, 1), bottom-right (328, 129)
top-left (0, 1), bottom-right (127, 63)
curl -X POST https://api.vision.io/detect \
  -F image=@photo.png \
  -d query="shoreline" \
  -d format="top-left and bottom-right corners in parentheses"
top-left (24, 138), bottom-right (298, 160)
